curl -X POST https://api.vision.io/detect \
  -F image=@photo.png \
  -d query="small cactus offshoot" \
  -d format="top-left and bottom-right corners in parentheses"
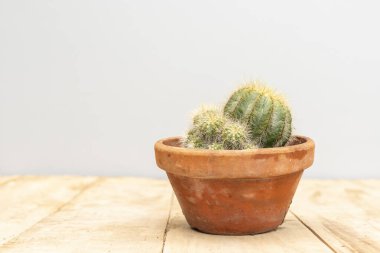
top-left (224, 82), bottom-right (292, 148)
top-left (184, 107), bottom-right (254, 150)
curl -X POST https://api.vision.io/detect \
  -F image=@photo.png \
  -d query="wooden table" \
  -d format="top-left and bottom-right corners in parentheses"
top-left (0, 176), bottom-right (379, 252)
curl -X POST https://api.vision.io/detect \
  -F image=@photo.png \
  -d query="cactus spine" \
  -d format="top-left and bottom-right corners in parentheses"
top-left (184, 107), bottom-right (254, 150)
top-left (224, 83), bottom-right (292, 148)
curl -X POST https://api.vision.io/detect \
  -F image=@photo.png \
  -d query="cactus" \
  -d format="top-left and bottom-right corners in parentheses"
top-left (224, 82), bottom-right (292, 148)
top-left (184, 106), bottom-right (254, 150)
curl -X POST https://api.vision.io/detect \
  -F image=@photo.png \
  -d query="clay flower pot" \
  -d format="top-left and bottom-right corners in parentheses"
top-left (154, 135), bottom-right (315, 235)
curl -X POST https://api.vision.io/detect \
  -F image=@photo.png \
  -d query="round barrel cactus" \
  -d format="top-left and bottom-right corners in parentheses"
top-left (224, 84), bottom-right (292, 148)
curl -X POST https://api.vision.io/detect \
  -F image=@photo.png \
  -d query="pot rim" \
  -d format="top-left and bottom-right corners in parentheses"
top-left (155, 135), bottom-right (314, 156)
top-left (154, 135), bottom-right (315, 178)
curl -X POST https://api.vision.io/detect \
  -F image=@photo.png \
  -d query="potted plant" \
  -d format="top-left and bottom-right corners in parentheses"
top-left (154, 82), bottom-right (315, 235)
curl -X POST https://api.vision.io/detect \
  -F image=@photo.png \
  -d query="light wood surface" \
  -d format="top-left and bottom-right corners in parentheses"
top-left (291, 180), bottom-right (380, 253)
top-left (0, 177), bottom-right (378, 252)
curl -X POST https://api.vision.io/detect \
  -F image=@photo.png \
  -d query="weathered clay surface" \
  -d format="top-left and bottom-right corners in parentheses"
top-left (167, 171), bottom-right (303, 235)
top-left (154, 135), bottom-right (315, 235)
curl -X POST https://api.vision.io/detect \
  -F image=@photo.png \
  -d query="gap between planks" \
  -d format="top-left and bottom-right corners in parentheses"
top-left (291, 210), bottom-right (338, 253)
top-left (161, 192), bottom-right (174, 253)
top-left (0, 177), bottom-right (103, 247)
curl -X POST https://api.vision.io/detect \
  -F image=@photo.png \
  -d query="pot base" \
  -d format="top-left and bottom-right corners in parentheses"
top-left (167, 171), bottom-right (303, 235)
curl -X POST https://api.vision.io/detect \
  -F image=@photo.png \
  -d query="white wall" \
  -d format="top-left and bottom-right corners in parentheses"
top-left (1, 0), bottom-right (379, 178)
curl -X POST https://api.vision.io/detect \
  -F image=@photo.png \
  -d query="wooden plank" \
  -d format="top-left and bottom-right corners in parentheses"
top-left (0, 177), bottom-right (173, 253)
top-left (163, 196), bottom-right (333, 253)
top-left (291, 180), bottom-right (380, 253)
top-left (0, 176), bottom-right (98, 246)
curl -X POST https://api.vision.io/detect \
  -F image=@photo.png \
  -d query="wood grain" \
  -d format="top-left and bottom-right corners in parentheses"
top-left (163, 197), bottom-right (333, 253)
top-left (291, 180), bottom-right (380, 253)
top-left (0, 177), bottom-right (173, 253)
top-left (0, 176), bottom-right (98, 246)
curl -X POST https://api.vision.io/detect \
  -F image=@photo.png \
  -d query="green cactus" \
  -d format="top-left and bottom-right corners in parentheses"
top-left (184, 107), bottom-right (254, 150)
top-left (224, 82), bottom-right (292, 148)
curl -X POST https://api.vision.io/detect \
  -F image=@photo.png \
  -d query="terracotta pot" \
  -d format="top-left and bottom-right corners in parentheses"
top-left (154, 135), bottom-right (315, 235)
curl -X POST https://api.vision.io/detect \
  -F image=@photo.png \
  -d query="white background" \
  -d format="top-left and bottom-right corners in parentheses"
top-left (1, 0), bottom-right (379, 178)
